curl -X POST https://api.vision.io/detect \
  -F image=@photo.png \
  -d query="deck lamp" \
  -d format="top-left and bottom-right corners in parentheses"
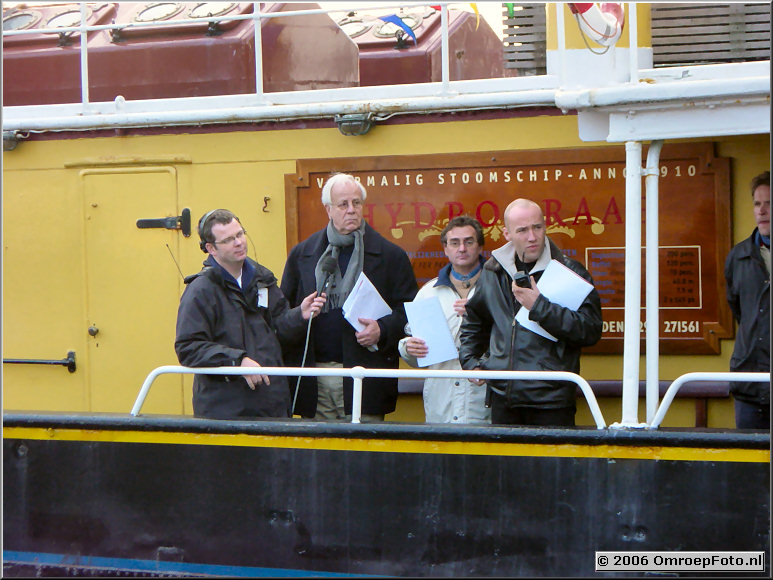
top-left (334, 113), bottom-right (374, 136)
top-left (3, 131), bottom-right (21, 151)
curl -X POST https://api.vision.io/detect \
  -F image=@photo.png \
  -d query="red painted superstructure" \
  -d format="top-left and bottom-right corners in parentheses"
top-left (349, 8), bottom-right (505, 86)
top-left (2, 2), bottom-right (360, 105)
top-left (3, 3), bottom-right (505, 105)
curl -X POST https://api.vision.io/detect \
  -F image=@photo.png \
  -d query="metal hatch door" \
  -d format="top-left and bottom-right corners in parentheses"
top-left (81, 167), bottom-right (185, 414)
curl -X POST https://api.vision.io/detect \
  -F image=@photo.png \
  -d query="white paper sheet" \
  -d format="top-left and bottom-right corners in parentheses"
top-left (515, 259), bottom-right (593, 341)
top-left (342, 272), bottom-right (392, 332)
top-left (404, 296), bottom-right (459, 367)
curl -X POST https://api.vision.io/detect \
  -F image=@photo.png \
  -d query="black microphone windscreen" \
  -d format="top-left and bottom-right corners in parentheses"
top-left (320, 255), bottom-right (337, 275)
top-left (317, 255), bottom-right (338, 295)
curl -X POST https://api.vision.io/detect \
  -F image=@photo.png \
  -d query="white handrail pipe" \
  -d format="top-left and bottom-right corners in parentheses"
top-left (554, 76), bottom-right (769, 110)
top-left (644, 140), bottom-right (664, 424)
top-left (130, 365), bottom-right (607, 428)
top-left (4, 88), bottom-right (559, 133)
top-left (649, 372), bottom-right (771, 429)
top-left (616, 140), bottom-right (644, 428)
top-left (5, 74), bottom-right (767, 134)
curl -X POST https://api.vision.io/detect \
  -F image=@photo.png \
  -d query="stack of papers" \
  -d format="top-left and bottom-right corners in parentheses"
top-left (342, 272), bottom-right (392, 332)
top-left (515, 259), bottom-right (593, 341)
top-left (404, 296), bottom-right (458, 367)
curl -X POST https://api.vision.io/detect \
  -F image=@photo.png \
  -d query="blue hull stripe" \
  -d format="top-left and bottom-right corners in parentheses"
top-left (3, 550), bottom-right (370, 577)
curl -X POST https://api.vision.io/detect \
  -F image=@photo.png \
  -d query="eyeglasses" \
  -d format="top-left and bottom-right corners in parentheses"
top-left (331, 199), bottom-right (363, 211)
top-left (213, 229), bottom-right (246, 246)
top-left (445, 238), bottom-right (477, 248)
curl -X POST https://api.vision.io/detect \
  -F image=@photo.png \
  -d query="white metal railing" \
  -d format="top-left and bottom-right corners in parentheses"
top-left (3, 3), bottom-right (769, 136)
top-left (648, 372), bottom-right (771, 429)
top-left (1, 0), bottom-right (562, 133)
top-left (131, 365), bottom-right (607, 428)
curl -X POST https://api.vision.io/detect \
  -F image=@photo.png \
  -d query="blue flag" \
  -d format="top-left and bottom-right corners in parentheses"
top-left (379, 14), bottom-right (417, 44)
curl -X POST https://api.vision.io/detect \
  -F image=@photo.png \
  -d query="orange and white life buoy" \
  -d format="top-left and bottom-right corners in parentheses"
top-left (568, 3), bottom-right (625, 47)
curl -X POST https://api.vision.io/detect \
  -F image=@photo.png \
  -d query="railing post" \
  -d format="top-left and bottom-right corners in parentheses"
top-left (440, 3), bottom-right (450, 94)
top-left (253, 2), bottom-right (264, 99)
top-left (644, 140), bottom-right (664, 424)
top-left (350, 366), bottom-right (364, 423)
top-left (616, 140), bottom-right (644, 428)
top-left (628, 2), bottom-right (639, 84)
top-left (79, 2), bottom-right (90, 104)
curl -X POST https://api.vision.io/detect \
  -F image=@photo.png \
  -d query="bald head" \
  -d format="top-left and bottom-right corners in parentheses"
top-left (504, 199), bottom-right (543, 225)
top-left (503, 198), bottom-right (546, 262)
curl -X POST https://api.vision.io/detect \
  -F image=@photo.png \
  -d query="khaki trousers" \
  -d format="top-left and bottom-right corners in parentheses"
top-left (315, 361), bottom-right (384, 422)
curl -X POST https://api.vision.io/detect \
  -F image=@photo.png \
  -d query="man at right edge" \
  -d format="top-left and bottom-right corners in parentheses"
top-left (724, 170), bottom-right (770, 430)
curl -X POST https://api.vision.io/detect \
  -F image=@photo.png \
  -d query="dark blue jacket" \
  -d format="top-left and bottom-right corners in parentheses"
top-left (724, 229), bottom-right (771, 405)
top-left (175, 256), bottom-right (307, 419)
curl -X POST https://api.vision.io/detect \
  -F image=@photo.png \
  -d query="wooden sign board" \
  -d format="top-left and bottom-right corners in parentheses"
top-left (285, 143), bottom-right (733, 354)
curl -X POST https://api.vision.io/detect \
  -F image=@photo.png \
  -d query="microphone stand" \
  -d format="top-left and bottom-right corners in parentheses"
top-left (291, 318), bottom-right (314, 416)
top-left (291, 276), bottom-right (331, 416)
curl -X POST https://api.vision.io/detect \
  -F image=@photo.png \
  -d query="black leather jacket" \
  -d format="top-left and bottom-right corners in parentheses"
top-left (724, 229), bottom-right (771, 405)
top-left (459, 238), bottom-right (602, 409)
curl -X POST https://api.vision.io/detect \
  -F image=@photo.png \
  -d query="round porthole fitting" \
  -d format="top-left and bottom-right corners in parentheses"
top-left (189, 3), bottom-right (237, 19)
top-left (373, 14), bottom-right (419, 38)
top-left (47, 8), bottom-right (91, 30)
top-left (338, 18), bottom-right (371, 39)
top-left (3, 10), bottom-right (42, 31)
top-left (135, 2), bottom-right (184, 23)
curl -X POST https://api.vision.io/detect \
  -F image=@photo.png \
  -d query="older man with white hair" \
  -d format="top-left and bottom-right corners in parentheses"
top-left (281, 173), bottom-right (418, 422)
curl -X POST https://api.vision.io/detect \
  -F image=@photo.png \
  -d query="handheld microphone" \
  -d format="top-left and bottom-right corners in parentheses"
top-left (514, 271), bottom-right (531, 289)
top-left (317, 255), bottom-right (338, 297)
top-left (318, 256), bottom-right (375, 351)
top-left (292, 255), bottom-right (338, 416)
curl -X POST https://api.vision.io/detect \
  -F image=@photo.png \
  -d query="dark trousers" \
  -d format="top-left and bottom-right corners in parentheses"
top-left (734, 399), bottom-right (770, 430)
top-left (491, 394), bottom-right (575, 427)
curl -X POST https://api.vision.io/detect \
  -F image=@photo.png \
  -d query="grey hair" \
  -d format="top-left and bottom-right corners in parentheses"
top-left (751, 170), bottom-right (770, 196)
top-left (440, 215), bottom-right (484, 246)
top-left (320, 173), bottom-right (367, 205)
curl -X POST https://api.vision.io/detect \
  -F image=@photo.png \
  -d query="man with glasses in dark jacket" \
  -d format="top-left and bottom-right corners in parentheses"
top-left (459, 198), bottom-right (602, 427)
top-left (175, 209), bottom-right (325, 419)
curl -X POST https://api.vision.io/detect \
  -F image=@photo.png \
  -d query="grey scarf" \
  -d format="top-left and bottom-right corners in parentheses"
top-left (315, 221), bottom-right (365, 312)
